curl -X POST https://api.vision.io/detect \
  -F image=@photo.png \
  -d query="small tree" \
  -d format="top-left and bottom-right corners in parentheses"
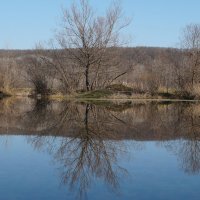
top-left (25, 55), bottom-right (52, 97)
top-left (180, 23), bottom-right (200, 90)
top-left (0, 52), bottom-right (20, 94)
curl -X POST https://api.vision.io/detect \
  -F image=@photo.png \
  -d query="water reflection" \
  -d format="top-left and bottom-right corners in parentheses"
top-left (1, 98), bottom-right (200, 198)
top-left (25, 101), bottom-right (131, 198)
top-left (27, 136), bottom-right (128, 199)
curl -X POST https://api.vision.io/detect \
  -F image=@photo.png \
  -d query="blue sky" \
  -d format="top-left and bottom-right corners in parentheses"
top-left (0, 0), bottom-right (199, 49)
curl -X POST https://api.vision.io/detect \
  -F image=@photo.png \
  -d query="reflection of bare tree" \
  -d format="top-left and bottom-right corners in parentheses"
top-left (160, 104), bottom-right (200, 174)
top-left (179, 140), bottom-right (200, 174)
top-left (179, 106), bottom-right (200, 174)
top-left (179, 105), bottom-right (200, 174)
top-left (27, 102), bottom-right (130, 199)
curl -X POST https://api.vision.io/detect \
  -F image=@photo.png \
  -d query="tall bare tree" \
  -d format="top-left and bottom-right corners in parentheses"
top-left (56, 0), bottom-right (131, 91)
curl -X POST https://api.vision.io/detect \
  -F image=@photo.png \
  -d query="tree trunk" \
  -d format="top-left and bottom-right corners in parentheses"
top-left (84, 104), bottom-right (90, 135)
top-left (85, 65), bottom-right (90, 91)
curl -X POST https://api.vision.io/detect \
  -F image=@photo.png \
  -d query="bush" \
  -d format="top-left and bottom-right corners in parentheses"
top-left (106, 84), bottom-right (133, 95)
top-left (175, 90), bottom-right (195, 100)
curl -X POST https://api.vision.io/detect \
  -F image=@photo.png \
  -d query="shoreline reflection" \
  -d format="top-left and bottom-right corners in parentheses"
top-left (1, 98), bottom-right (200, 198)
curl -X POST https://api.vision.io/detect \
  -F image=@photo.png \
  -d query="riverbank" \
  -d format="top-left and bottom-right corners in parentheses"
top-left (0, 91), bottom-right (11, 99)
top-left (0, 86), bottom-right (199, 102)
top-left (49, 89), bottom-right (198, 102)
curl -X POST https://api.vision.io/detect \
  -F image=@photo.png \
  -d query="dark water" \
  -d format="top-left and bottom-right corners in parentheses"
top-left (0, 98), bottom-right (200, 200)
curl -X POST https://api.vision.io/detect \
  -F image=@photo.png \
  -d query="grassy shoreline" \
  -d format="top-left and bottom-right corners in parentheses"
top-left (1, 87), bottom-right (200, 102)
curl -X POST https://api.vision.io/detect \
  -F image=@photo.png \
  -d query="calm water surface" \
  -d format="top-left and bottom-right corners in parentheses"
top-left (0, 98), bottom-right (200, 200)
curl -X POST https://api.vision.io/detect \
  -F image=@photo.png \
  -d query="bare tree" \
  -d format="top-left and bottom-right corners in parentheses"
top-left (55, 0), bottom-right (132, 92)
top-left (180, 23), bottom-right (200, 90)
top-left (0, 51), bottom-right (20, 94)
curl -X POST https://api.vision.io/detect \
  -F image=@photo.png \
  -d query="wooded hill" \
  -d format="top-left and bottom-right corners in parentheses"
top-left (1, 46), bottom-right (197, 99)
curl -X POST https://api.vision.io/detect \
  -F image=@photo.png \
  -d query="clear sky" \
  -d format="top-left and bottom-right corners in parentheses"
top-left (0, 0), bottom-right (199, 49)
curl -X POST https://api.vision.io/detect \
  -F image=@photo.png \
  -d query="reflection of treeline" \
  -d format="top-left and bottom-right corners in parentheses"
top-left (1, 99), bottom-right (200, 141)
top-left (2, 99), bottom-right (200, 179)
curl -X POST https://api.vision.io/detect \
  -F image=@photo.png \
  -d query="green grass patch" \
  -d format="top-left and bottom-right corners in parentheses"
top-left (106, 84), bottom-right (133, 94)
top-left (77, 89), bottom-right (113, 99)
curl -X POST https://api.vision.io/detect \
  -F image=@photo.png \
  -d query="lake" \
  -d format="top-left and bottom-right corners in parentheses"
top-left (0, 98), bottom-right (200, 200)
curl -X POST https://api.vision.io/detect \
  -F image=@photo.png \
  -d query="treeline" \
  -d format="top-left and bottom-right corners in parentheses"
top-left (0, 46), bottom-right (199, 98)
